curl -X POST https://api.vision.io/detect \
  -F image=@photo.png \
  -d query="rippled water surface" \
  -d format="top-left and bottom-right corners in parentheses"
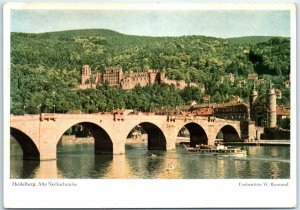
top-left (10, 142), bottom-right (290, 179)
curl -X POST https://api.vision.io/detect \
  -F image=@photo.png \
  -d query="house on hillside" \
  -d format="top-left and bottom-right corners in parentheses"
top-left (214, 102), bottom-right (250, 121)
top-left (247, 73), bottom-right (258, 80)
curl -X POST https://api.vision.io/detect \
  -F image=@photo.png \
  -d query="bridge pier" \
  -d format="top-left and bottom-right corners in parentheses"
top-left (165, 136), bottom-right (176, 151)
top-left (111, 141), bottom-right (125, 155)
top-left (39, 143), bottom-right (57, 160)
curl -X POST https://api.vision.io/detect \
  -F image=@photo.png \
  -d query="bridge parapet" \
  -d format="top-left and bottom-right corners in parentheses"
top-left (10, 114), bottom-right (40, 122)
top-left (40, 113), bottom-right (56, 121)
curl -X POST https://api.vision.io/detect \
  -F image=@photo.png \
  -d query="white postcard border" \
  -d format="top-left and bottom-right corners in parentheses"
top-left (3, 2), bottom-right (297, 208)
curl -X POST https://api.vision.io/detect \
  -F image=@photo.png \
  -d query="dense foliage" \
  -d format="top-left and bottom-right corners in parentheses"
top-left (10, 29), bottom-right (290, 114)
top-left (249, 37), bottom-right (290, 76)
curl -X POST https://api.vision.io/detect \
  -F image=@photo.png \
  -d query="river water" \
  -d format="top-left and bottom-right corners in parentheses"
top-left (10, 141), bottom-right (290, 179)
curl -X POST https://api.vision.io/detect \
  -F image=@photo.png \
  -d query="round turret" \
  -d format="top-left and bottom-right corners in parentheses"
top-left (266, 82), bottom-right (277, 128)
top-left (251, 88), bottom-right (258, 97)
top-left (250, 84), bottom-right (258, 107)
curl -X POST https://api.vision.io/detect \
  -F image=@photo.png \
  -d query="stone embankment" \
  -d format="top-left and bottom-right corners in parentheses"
top-left (59, 134), bottom-right (148, 145)
top-left (58, 135), bottom-right (94, 144)
top-left (224, 140), bottom-right (290, 146)
top-left (126, 134), bottom-right (147, 144)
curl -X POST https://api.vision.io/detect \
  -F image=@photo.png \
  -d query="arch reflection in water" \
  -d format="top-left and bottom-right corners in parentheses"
top-left (145, 151), bottom-right (165, 178)
top-left (123, 123), bottom-right (169, 178)
top-left (124, 144), bottom-right (167, 178)
top-left (156, 150), bottom-right (182, 179)
top-left (56, 144), bottom-right (113, 178)
top-left (10, 138), bottom-right (40, 178)
top-left (10, 159), bottom-right (40, 179)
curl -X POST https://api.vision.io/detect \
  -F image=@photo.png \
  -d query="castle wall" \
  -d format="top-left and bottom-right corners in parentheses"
top-left (102, 67), bottom-right (123, 87)
top-left (149, 72), bottom-right (158, 85)
top-left (121, 72), bottom-right (150, 90)
top-left (163, 78), bottom-right (187, 90)
top-left (121, 77), bottom-right (134, 90)
top-left (78, 83), bottom-right (97, 89)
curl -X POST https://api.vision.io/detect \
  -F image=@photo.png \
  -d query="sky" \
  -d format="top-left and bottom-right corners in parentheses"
top-left (11, 9), bottom-right (290, 38)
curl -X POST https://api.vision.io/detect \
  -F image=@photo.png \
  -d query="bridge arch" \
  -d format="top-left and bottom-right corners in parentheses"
top-left (216, 125), bottom-right (241, 142)
top-left (178, 123), bottom-right (208, 146)
top-left (126, 122), bottom-right (167, 150)
top-left (56, 121), bottom-right (113, 154)
top-left (10, 127), bottom-right (40, 160)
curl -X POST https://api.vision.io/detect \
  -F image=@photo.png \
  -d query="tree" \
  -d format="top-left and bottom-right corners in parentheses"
top-left (180, 86), bottom-right (202, 102)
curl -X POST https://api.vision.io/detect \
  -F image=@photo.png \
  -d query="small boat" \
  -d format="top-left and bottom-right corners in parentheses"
top-left (149, 153), bottom-right (157, 157)
top-left (182, 143), bottom-right (247, 157)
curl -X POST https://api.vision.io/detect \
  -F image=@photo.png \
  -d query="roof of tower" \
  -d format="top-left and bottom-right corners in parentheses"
top-left (251, 83), bottom-right (258, 96)
top-left (276, 106), bottom-right (290, 116)
top-left (251, 89), bottom-right (258, 96)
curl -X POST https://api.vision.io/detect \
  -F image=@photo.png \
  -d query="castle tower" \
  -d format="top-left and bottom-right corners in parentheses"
top-left (118, 67), bottom-right (123, 84)
top-left (81, 65), bottom-right (92, 84)
top-left (250, 83), bottom-right (258, 108)
top-left (159, 69), bottom-right (166, 83)
top-left (266, 82), bottom-right (277, 128)
top-left (149, 70), bottom-right (158, 85)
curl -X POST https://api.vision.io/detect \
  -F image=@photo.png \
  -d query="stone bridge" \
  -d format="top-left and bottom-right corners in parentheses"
top-left (10, 112), bottom-right (253, 160)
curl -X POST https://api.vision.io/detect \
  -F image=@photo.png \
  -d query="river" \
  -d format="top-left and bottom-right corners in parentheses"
top-left (10, 141), bottom-right (290, 179)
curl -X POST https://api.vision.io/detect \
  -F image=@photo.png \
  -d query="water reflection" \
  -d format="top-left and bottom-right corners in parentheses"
top-left (156, 151), bottom-right (181, 179)
top-left (35, 161), bottom-right (60, 179)
top-left (145, 153), bottom-right (164, 177)
top-left (10, 158), bottom-right (40, 179)
top-left (56, 145), bottom-right (113, 179)
top-left (217, 159), bottom-right (225, 178)
top-left (10, 139), bottom-right (40, 179)
top-left (270, 162), bottom-right (280, 179)
top-left (94, 155), bottom-right (113, 178)
top-left (105, 154), bottom-right (131, 178)
top-left (10, 143), bottom-right (290, 179)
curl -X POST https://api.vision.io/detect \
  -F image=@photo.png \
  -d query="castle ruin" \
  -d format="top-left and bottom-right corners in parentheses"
top-left (79, 65), bottom-right (199, 90)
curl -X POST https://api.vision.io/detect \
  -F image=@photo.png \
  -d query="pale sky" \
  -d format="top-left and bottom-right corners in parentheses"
top-left (11, 9), bottom-right (290, 38)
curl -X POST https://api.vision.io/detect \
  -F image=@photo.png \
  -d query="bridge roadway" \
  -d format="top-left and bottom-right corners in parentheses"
top-left (10, 112), bottom-right (250, 161)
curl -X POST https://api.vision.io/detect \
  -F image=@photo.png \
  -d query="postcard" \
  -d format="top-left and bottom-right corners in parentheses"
top-left (3, 2), bottom-right (297, 208)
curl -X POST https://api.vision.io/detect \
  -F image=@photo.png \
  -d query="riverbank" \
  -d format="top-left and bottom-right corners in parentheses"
top-left (224, 140), bottom-right (290, 146)
top-left (59, 134), bottom-right (148, 145)
top-left (58, 135), bottom-right (94, 144)
top-left (177, 136), bottom-right (290, 146)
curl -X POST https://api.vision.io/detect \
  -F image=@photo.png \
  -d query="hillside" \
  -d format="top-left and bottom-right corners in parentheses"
top-left (10, 29), bottom-right (290, 114)
top-left (227, 36), bottom-right (278, 45)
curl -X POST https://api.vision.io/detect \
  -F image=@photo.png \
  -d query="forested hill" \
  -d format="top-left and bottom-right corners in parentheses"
top-left (11, 29), bottom-right (290, 114)
top-left (227, 36), bottom-right (278, 45)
